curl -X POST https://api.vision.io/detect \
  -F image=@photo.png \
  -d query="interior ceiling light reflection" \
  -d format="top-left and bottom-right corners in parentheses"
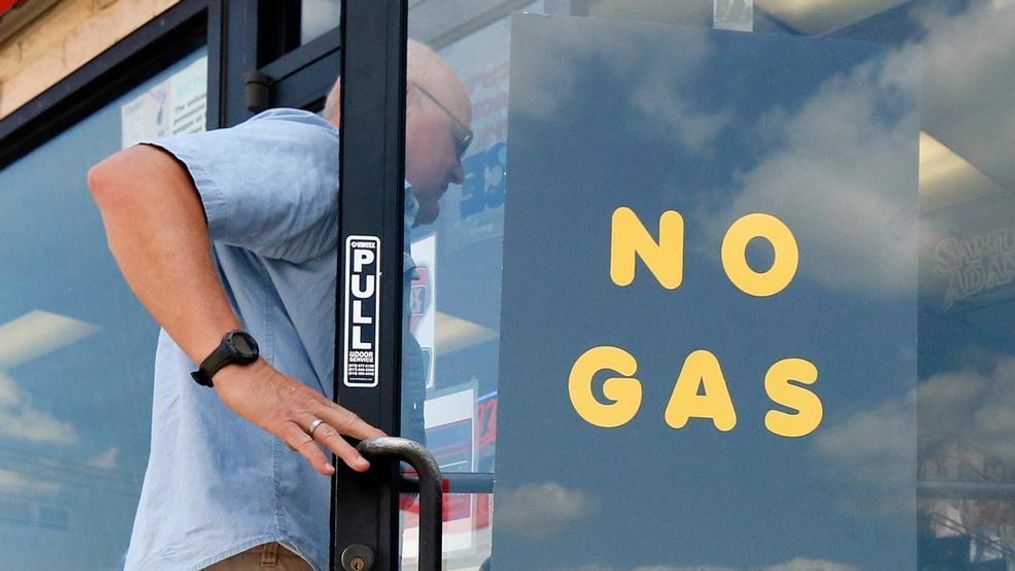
top-left (434, 311), bottom-right (497, 357)
top-left (0, 311), bottom-right (100, 370)
top-left (919, 131), bottom-right (1003, 213)
top-left (755, 0), bottom-right (908, 34)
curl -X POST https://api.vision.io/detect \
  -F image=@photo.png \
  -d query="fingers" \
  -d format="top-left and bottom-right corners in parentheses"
top-left (315, 401), bottom-right (387, 441)
top-left (302, 417), bottom-right (371, 473)
top-left (269, 373), bottom-right (385, 474)
top-left (280, 421), bottom-right (335, 476)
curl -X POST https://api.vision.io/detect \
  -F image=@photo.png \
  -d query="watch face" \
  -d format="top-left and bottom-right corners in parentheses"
top-left (229, 332), bottom-right (259, 360)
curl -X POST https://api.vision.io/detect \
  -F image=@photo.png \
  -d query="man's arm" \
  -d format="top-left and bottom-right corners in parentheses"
top-left (88, 144), bottom-right (384, 475)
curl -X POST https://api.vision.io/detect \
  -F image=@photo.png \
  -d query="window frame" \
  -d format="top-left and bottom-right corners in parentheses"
top-left (0, 0), bottom-right (217, 168)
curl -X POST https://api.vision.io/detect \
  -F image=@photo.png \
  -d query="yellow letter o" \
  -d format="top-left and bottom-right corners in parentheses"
top-left (721, 213), bottom-right (798, 297)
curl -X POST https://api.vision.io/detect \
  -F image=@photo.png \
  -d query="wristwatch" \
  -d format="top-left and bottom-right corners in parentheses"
top-left (191, 330), bottom-right (260, 387)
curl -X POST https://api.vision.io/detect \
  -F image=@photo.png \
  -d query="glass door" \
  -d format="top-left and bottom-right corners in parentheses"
top-left (338, 0), bottom-right (1015, 569)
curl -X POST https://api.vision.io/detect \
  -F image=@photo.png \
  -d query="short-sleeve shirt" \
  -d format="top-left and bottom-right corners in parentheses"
top-left (125, 109), bottom-right (356, 571)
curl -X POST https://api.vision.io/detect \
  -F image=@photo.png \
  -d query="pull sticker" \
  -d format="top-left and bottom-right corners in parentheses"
top-left (344, 235), bottom-right (381, 387)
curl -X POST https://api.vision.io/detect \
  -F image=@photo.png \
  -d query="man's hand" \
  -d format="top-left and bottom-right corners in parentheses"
top-left (213, 359), bottom-right (386, 475)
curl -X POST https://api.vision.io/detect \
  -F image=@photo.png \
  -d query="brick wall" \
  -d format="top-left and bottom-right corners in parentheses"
top-left (0, 0), bottom-right (179, 118)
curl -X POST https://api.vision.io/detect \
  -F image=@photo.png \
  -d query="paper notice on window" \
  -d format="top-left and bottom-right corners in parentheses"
top-left (120, 57), bottom-right (208, 149)
top-left (403, 387), bottom-right (477, 558)
top-left (409, 234), bottom-right (437, 388)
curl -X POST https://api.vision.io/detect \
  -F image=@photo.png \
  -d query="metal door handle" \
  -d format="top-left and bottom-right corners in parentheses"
top-left (357, 437), bottom-right (443, 571)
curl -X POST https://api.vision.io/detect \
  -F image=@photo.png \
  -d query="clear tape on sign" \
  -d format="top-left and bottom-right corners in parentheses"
top-left (714, 0), bottom-right (753, 32)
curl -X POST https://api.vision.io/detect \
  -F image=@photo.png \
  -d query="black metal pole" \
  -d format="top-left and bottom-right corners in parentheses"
top-left (333, 1), bottom-right (409, 570)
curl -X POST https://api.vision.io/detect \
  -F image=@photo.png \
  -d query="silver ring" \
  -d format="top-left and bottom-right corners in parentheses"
top-left (307, 418), bottom-right (325, 438)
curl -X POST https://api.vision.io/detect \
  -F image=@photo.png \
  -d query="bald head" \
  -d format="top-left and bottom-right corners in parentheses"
top-left (323, 39), bottom-right (469, 129)
top-left (323, 38), bottom-right (472, 226)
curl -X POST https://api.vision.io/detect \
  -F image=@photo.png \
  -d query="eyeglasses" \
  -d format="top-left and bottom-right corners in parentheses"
top-left (414, 84), bottom-right (473, 159)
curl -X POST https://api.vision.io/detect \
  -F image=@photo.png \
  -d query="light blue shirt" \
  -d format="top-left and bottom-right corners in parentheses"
top-left (125, 109), bottom-right (413, 570)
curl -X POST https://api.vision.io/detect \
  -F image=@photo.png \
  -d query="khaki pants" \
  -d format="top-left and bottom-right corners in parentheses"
top-left (206, 542), bottom-right (313, 570)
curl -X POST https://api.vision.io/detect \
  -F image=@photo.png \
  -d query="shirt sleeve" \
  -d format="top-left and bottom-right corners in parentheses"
top-left (142, 109), bottom-right (340, 263)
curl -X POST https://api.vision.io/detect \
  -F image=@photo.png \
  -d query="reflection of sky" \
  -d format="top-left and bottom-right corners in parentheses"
top-left (495, 15), bottom-right (918, 570)
top-left (0, 49), bottom-right (205, 570)
top-left (831, 1), bottom-right (1015, 503)
top-left (396, 0), bottom-right (1015, 567)
top-left (300, 0), bottom-right (342, 45)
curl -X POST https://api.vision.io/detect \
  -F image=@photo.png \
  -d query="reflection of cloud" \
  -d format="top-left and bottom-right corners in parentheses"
top-left (0, 372), bottom-right (77, 444)
top-left (761, 559), bottom-right (859, 571)
top-left (555, 558), bottom-right (857, 571)
top-left (814, 353), bottom-right (1015, 517)
top-left (497, 482), bottom-right (595, 537)
top-left (628, 58), bottom-right (731, 154)
top-left (556, 566), bottom-right (734, 571)
top-left (300, 0), bottom-right (341, 43)
top-left (812, 390), bottom-right (916, 517)
top-left (87, 447), bottom-right (119, 470)
top-left (919, 354), bottom-right (1015, 464)
top-left (0, 468), bottom-right (61, 497)
top-left (706, 44), bottom-right (920, 298)
top-left (917, 2), bottom-right (1015, 189)
top-left (515, 19), bottom-right (729, 154)
top-left (0, 310), bottom-right (100, 370)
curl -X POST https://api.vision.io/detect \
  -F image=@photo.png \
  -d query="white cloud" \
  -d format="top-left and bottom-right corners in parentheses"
top-left (555, 558), bottom-right (857, 571)
top-left (812, 390), bottom-right (916, 518)
top-left (631, 567), bottom-right (733, 571)
top-left (0, 468), bottom-right (61, 497)
top-left (0, 372), bottom-right (77, 445)
top-left (514, 18), bottom-right (729, 154)
top-left (918, 354), bottom-right (1015, 464)
top-left (761, 559), bottom-right (859, 571)
top-left (810, 353), bottom-right (1015, 521)
top-left (917, 2), bottom-right (1015, 189)
top-left (703, 43), bottom-right (921, 299)
top-left (555, 565), bottom-right (732, 571)
top-left (86, 447), bottom-right (119, 470)
top-left (301, 0), bottom-right (342, 43)
top-left (496, 482), bottom-right (595, 537)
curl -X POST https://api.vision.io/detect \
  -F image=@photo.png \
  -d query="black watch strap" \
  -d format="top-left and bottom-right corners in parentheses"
top-left (191, 330), bottom-right (260, 387)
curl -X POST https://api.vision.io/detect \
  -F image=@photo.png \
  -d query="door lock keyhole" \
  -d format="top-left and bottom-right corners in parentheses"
top-left (341, 544), bottom-right (375, 571)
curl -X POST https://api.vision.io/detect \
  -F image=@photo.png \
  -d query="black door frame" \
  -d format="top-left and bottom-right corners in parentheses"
top-left (332, 2), bottom-right (408, 569)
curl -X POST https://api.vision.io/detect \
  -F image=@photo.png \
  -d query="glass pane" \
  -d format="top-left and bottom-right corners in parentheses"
top-left (0, 48), bottom-right (207, 569)
top-left (399, 3), bottom-right (550, 567)
top-left (399, 492), bottom-right (493, 571)
top-left (400, 2), bottom-right (540, 471)
top-left (301, 0), bottom-right (342, 45)
top-left (402, 0), bottom-right (1015, 568)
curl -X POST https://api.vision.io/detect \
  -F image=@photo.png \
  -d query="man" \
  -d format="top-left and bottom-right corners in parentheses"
top-left (87, 40), bottom-right (472, 570)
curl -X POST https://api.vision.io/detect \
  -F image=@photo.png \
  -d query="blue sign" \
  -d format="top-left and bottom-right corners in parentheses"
top-left (495, 15), bottom-right (920, 570)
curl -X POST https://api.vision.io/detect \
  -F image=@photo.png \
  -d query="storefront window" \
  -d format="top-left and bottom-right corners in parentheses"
top-left (398, 0), bottom-right (1015, 568)
top-left (0, 47), bottom-right (207, 569)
